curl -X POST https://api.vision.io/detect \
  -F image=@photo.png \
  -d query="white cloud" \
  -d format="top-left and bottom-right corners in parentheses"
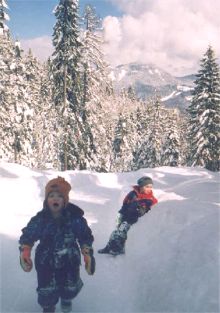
top-left (20, 36), bottom-right (53, 61)
top-left (104, 0), bottom-right (220, 75)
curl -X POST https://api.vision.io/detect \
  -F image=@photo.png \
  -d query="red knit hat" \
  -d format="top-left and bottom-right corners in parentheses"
top-left (45, 177), bottom-right (71, 205)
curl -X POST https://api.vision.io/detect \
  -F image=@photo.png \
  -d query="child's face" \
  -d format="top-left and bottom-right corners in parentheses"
top-left (47, 191), bottom-right (65, 214)
top-left (140, 184), bottom-right (153, 194)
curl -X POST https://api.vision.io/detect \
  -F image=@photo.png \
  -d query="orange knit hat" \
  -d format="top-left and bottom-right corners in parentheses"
top-left (45, 177), bottom-right (71, 205)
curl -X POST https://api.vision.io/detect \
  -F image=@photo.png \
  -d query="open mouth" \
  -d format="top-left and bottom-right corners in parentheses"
top-left (53, 202), bottom-right (59, 208)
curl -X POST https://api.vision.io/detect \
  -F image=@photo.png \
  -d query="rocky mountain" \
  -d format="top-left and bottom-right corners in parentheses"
top-left (110, 63), bottom-right (195, 110)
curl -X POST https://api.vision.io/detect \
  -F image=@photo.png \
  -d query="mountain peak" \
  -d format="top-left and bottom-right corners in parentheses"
top-left (110, 62), bottom-right (195, 110)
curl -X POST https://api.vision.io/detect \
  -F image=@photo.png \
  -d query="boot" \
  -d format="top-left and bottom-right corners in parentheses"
top-left (98, 246), bottom-right (110, 254)
top-left (43, 306), bottom-right (55, 313)
top-left (98, 245), bottom-right (125, 256)
top-left (61, 299), bottom-right (72, 313)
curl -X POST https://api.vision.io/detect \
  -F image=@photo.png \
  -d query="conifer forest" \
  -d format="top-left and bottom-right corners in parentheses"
top-left (0, 0), bottom-right (219, 172)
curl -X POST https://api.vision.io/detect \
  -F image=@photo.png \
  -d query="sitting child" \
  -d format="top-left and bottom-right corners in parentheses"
top-left (19, 177), bottom-right (95, 313)
top-left (98, 176), bottom-right (158, 255)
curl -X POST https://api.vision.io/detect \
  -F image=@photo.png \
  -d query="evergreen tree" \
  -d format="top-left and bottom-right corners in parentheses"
top-left (33, 60), bottom-right (59, 168)
top-left (0, 0), bottom-right (9, 37)
top-left (80, 4), bottom-right (113, 168)
top-left (134, 98), bottom-right (164, 169)
top-left (111, 90), bottom-right (140, 172)
top-left (0, 3), bottom-right (35, 166)
top-left (112, 113), bottom-right (133, 171)
top-left (0, 0), bottom-right (13, 63)
top-left (161, 109), bottom-right (182, 166)
top-left (0, 40), bottom-right (36, 165)
top-left (81, 4), bottom-right (111, 102)
top-left (188, 46), bottom-right (220, 171)
top-left (52, 0), bottom-right (94, 170)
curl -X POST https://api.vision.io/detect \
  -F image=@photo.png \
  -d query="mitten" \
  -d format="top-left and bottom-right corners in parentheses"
top-left (20, 245), bottom-right (33, 272)
top-left (137, 205), bottom-right (150, 217)
top-left (81, 245), bottom-right (95, 276)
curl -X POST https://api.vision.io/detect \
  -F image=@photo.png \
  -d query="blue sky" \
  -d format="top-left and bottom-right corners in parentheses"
top-left (4, 0), bottom-right (219, 75)
top-left (8, 0), bottom-right (121, 39)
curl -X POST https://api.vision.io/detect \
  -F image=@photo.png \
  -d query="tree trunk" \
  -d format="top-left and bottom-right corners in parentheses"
top-left (63, 64), bottom-right (68, 171)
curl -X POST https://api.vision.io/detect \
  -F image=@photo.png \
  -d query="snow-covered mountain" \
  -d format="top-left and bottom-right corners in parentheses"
top-left (1, 163), bottom-right (219, 312)
top-left (110, 63), bottom-right (195, 110)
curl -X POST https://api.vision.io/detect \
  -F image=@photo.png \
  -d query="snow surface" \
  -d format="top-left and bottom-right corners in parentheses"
top-left (161, 91), bottom-right (177, 102)
top-left (177, 85), bottom-right (193, 92)
top-left (118, 69), bottom-right (127, 81)
top-left (0, 163), bottom-right (219, 312)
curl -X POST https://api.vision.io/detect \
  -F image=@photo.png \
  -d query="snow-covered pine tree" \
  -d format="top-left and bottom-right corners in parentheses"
top-left (85, 91), bottom-right (116, 172)
top-left (161, 109), bottom-right (182, 166)
top-left (80, 4), bottom-right (113, 169)
top-left (33, 60), bottom-right (59, 168)
top-left (0, 6), bottom-right (35, 165)
top-left (127, 86), bottom-right (137, 101)
top-left (81, 5), bottom-right (102, 104)
top-left (0, 40), bottom-right (35, 165)
top-left (112, 113), bottom-right (132, 172)
top-left (111, 90), bottom-right (140, 172)
top-left (179, 113), bottom-right (189, 165)
top-left (0, 0), bottom-right (9, 37)
top-left (134, 103), bottom-right (150, 149)
top-left (188, 46), bottom-right (220, 171)
top-left (0, 0), bottom-right (13, 161)
top-left (133, 97), bottom-right (164, 169)
top-left (0, 0), bottom-right (13, 63)
top-left (0, 55), bottom-right (14, 161)
top-left (10, 42), bottom-right (36, 166)
top-left (52, 0), bottom-right (94, 170)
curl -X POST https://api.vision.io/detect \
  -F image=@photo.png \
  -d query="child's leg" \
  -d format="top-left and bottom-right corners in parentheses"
top-left (36, 266), bottom-right (59, 310)
top-left (99, 221), bottom-right (131, 254)
top-left (58, 266), bottom-right (83, 301)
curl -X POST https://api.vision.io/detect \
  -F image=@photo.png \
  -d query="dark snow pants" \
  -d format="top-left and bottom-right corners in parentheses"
top-left (107, 221), bottom-right (131, 253)
top-left (36, 265), bottom-right (83, 308)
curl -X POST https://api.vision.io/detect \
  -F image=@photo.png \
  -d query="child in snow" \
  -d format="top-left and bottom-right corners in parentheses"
top-left (98, 176), bottom-right (158, 255)
top-left (19, 177), bottom-right (95, 313)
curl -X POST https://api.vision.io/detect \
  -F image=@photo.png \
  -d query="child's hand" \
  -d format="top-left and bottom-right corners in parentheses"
top-left (20, 245), bottom-right (33, 272)
top-left (81, 245), bottom-right (96, 276)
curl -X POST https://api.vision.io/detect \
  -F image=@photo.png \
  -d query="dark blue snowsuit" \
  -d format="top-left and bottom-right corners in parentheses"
top-left (105, 187), bottom-right (158, 253)
top-left (19, 203), bottom-right (94, 308)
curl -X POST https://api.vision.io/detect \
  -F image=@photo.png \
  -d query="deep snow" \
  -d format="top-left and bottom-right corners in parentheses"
top-left (0, 163), bottom-right (219, 313)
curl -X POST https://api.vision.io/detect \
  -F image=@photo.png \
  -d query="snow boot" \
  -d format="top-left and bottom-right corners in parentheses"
top-left (109, 248), bottom-right (125, 256)
top-left (98, 246), bottom-right (110, 254)
top-left (98, 246), bottom-right (125, 256)
top-left (61, 299), bottom-right (72, 313)
top-left (43, 306), bottom-right (55, 313)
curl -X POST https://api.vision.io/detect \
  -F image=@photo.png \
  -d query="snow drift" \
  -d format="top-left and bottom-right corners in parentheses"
top-left (0, 163), bottom-right (219, 312)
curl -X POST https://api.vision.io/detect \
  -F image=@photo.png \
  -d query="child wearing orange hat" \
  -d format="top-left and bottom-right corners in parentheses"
top-left (19, 177), bottom-right (95, 313)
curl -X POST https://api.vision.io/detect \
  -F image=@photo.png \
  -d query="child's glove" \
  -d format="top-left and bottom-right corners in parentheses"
top-left (20, 245), bottom-right (33, 272)
top-left (81, 245), bottom-right (95, 276)
top-left (137, 205), bottom-right (151, 217)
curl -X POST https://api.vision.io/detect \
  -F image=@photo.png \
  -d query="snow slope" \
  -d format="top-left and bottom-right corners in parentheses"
top-left (0, 163), bottom-right (219, 313)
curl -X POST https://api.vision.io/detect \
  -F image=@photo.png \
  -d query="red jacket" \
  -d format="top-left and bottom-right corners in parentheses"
top-left (119, 186), bottom-right (158, 224)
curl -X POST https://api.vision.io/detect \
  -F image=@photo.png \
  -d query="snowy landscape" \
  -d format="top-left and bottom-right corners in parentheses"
top-left (111, 63), bottom-right (195, 110)
top-left (1, 162), bottom-right (219, 312)
top-left (0, 0), bottom-right (220, 312)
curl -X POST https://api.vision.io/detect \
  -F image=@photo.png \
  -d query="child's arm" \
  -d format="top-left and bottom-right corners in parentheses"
top-left (119, 191), bottom-right (137, 215)
top-left (152, 194), bottom-right (158, 206)
top-left (75, 217), bottom-right (95, 275)
top-left (75, 217), bottom-right (94, 248)
top-left (19, 213), bottom-right (42, 247)
top-left (19, 213), bottom-right (42, 272)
